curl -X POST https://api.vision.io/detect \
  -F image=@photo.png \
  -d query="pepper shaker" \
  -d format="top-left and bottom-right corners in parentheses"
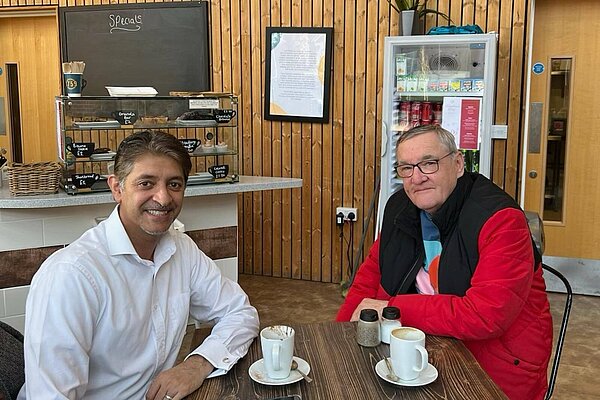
top-left (380, 306), bottom-right (402, 344)
top-left (356, 309), bottom-right (380, 347)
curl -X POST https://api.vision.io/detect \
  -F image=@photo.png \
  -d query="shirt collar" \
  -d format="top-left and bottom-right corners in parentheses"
top-left (104, 206), bottom-right (177, 265)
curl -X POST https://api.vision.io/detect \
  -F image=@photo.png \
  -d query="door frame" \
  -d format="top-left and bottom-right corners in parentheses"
top-left (520, 0), bottom-right (600, 296)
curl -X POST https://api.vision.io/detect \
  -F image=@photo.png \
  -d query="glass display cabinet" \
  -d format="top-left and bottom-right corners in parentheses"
top-left (377, 33), bottom-right (498, 232)
top-left (55, 93), bottom-right (239, 195)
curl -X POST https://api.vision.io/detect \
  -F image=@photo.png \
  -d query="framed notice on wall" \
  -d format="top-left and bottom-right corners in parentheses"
top-left (264, 27), bottom-right (333, 123)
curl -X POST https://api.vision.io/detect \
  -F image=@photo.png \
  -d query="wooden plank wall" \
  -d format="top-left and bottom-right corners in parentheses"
top-left (1, 0), bottom-right (529, 284)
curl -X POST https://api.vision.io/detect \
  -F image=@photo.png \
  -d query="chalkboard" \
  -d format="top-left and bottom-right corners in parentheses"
top-left (59, 2), bottom-right (210, 96)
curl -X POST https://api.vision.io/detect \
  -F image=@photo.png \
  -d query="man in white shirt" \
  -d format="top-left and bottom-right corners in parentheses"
top-left (19, 130), bottom-right (259, 400)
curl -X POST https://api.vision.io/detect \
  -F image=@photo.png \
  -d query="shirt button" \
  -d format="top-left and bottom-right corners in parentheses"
top-left (222, 357), bottom-right (230, 363)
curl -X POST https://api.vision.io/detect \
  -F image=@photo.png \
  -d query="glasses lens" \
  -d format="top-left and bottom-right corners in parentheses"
top-left (418, 160), bottom-right (439, 174)
top-left (396, 165), bottom-right (414, 178)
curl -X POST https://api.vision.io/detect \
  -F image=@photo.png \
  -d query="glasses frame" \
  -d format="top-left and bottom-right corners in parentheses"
top-left (394, 151), bottom-right (456, 178)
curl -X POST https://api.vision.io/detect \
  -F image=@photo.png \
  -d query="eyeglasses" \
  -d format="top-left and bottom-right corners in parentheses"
top-left (394, 152), bottom-right (455, 178)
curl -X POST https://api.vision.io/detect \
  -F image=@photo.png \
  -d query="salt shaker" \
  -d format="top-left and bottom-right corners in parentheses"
top-left (380, 306), bottom-right (402, 344)
top-left (356, 309), bottom-right (380, 347)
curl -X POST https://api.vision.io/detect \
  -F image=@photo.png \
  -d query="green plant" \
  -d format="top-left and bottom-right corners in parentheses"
top-left (387, 0), bottom-right (451, 22)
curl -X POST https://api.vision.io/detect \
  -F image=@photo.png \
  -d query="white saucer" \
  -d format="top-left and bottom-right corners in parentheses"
top-left (375, 359), bottom-right (438, 387)
top-left (249, 356), bottom-right (311, 385)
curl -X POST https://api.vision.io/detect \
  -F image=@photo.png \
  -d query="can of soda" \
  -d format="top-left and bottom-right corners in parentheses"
top-left (433, 102), bottom-right (443, 122)
top-left (410, 101), bottom-right (421, 122)
top-left (400, 101), bottom-right (411, 123)
top-left (421, 101), bottom-right (432, 124)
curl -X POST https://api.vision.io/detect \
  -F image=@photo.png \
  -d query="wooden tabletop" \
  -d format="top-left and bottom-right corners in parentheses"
top-left (186, 321), bottom-right (507, 399)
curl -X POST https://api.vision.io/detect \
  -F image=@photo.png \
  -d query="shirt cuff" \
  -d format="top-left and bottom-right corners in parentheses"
top-left (185, 336), bottom-right (237, 377)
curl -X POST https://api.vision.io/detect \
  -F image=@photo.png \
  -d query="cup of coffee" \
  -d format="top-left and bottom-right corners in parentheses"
top-left (111, 110), bottom-right (138, 125)
top-left (213, 109), bottom-right (237, 123)
top-left (64, 73), bottom-right (87, 97)
top-left (260, 325), bottom-right (295, 380)
top-left (390, 327), bottom-right (428, 381)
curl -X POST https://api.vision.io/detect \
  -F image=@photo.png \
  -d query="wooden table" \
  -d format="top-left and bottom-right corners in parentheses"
top-left (186, 321), bottom-right (507, 399)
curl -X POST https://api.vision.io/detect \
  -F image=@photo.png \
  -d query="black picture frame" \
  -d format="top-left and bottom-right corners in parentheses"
top-left (264, 27), bottom-right (333, 123)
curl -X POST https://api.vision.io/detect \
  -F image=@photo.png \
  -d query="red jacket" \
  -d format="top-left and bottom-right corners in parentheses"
top-left (337, 208), bottom-right (553, 400)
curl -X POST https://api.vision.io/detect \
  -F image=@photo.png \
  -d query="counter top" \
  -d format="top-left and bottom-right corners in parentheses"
top-left (0, 175), bottom-right (302, 209)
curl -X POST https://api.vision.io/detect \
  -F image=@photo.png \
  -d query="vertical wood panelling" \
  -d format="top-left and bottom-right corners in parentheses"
top-left (250, 0), bottom-right (263, 276)
top-left (1, 0), bottom-right (530, 283)
top-left (504, 3), bottom-right (527, 197)
top-left (259, 0), bottom-right (272, 276)
top-left (320, 0), bottom-right (334, 282)
top-left (341, 0), bottom-right (356, 283)
top-left (330, 0), bottom-right (344, 283)
top-left (310, 0), bottom-right (323, 281)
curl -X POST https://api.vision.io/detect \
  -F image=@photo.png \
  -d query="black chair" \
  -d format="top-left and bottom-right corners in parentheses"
top-left (0, 320), bottom-right (25, 400)
top-left (524, 211), bottom-right (573, 400)
top-left (541, 263), bottom-right (573, 400)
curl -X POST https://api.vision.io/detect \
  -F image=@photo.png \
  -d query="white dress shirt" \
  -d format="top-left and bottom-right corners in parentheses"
top-left (18, 206), bottom-right (259, 400)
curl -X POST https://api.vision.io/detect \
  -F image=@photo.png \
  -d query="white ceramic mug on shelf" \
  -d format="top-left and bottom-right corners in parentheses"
top-left (260, 325), bottom-right (295, 379)
top-left (390, 327), bottom-right (428, 381)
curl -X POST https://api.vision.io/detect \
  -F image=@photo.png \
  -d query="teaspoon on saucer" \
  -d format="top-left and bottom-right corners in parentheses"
top-left (384, 357), bottom-right (399, 382)
top-left (291, 360), bottom-right (313, 383)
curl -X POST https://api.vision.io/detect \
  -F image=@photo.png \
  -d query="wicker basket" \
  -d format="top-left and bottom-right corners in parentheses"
top-left (7, 162), bottom-right (61, 196)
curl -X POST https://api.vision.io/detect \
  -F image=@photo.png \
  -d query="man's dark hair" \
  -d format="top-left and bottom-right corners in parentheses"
top-left (113, 130), bottom-right (192, 184)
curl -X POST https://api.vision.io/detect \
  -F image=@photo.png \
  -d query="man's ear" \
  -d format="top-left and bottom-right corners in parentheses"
top-left (455, 151), bottom-right (465, 177)
top-left (107, 175), bottom-right (123, 202)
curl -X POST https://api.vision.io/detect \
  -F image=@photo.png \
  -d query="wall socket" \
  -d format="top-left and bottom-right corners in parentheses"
top-left (336, 207), bottom-right (358, 222)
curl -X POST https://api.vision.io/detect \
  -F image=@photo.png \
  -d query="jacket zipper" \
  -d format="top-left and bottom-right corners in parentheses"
top-left (396, 249), bottom-right (423, 295)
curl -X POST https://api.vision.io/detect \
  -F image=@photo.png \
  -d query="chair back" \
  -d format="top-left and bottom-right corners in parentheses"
top-left (0, 321), bottom-right (25, 400)
top-left (524, 211), bottom-right (573, 400)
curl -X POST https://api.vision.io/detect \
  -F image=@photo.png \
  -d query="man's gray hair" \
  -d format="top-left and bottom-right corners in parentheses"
top-left (396, 124), bottom-right (458, 153)
top-left (113, 130), bottom-right (192, 184)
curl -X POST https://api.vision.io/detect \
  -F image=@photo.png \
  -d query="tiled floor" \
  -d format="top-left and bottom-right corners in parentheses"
top-left (181, 274), bottom-right (600, 399)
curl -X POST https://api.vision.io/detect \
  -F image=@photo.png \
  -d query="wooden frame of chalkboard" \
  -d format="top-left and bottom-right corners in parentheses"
top-left (59, 1), bottom-right (211, 96)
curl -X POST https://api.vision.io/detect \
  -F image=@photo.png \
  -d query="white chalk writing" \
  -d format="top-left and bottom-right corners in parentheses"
top-left (109, 14), bottom-right (142, 33)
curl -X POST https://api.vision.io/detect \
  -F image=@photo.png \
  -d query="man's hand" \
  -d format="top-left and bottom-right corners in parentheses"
top-left (146, 355), bottom-right (214, 400)
top-left (350, 298), bottom-right (389, 321)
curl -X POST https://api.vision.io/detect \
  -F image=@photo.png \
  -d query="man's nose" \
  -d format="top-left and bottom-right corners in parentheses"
top-left (410, 166), bottom-right (428, 182)
top-left (153, 184), bottom-right (172, 205)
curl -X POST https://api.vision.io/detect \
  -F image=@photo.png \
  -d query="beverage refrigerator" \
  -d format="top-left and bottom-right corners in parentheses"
top-left (377, 33), bottom-right (498, 232)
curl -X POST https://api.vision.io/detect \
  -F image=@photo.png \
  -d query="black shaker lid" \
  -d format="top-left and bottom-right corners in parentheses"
top-left (359, 308), bottom-right (379, 322)
top-left (382, 306), bottom-right (400, 320)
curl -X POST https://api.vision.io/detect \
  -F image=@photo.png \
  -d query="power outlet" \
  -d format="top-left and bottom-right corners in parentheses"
top-left (336, 207), bottom-right (358, 222)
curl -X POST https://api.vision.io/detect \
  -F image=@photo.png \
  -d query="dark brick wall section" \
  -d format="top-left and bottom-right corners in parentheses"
top-left (0, 246), bottom-right (62, 289)
top-left (0, 226), bottom-right (237, 289)
top-left (186, 226), bottom-right (237, 260)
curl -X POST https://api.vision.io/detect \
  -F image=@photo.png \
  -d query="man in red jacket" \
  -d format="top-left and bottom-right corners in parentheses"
top-left (337, 125), bottom-right (552, 400)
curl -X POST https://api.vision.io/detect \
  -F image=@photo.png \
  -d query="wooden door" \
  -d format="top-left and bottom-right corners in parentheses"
top-left (523, 0), bottom-right (600, 258)
top-left (0, 10), bottom-right (61, 163)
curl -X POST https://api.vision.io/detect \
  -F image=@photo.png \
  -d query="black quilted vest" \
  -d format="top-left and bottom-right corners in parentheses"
top-left (378, 172), bottom-right (539, 296)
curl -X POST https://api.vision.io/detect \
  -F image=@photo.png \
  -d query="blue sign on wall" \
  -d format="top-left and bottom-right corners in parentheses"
top-left (533, 62), bottom-right (545, 75)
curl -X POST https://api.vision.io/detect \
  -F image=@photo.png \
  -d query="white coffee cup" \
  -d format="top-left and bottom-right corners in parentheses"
top-left (260, 325), bottom-right (295, 379)
top-left (390, 327), bottom-right (428, 381)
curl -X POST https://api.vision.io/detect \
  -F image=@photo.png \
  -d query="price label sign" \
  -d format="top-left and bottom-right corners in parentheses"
top-left (208, 164), bottom-right (229, 179)
top-left (189, 98), bottom-right (219, 109)
top-left (67, 142), bottom-right (95, 158)
top-left (70, 173), bottom-right (100, 189)
top-left (179, 139), bottom-right (200, 153)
